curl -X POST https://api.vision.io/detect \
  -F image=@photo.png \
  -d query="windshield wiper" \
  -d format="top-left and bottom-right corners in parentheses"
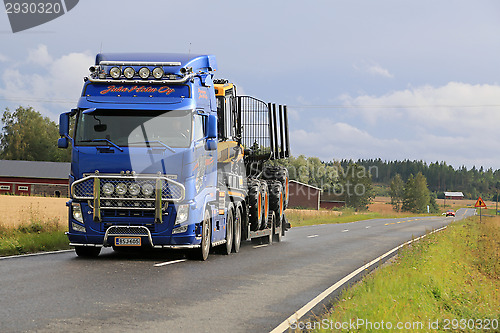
top-left (129, 140), bottom-right (176, 153)
top-left (80, 139), bottom-right (123, 152)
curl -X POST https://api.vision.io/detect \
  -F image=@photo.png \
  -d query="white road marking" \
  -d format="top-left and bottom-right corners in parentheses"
top-left (307, 235), bottom-right (319, 238)
top-left (154, 259), bottom-right (187, 267)
top-left (0, 249), bottom-right (74, 260)
top-left (270, 225), bottom-right (448, 333)
top-left (253, 244), bottom-right (268, 249)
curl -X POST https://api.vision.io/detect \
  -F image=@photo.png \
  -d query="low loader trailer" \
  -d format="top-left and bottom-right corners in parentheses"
top-left (58, 53), bottom-right (291, 260)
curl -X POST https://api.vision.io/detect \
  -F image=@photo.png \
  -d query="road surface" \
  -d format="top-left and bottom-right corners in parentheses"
top-left (0, 208), bottom-right (474, 332)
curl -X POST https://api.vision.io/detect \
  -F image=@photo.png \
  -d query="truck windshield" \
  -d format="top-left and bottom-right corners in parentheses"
top-left (75, 109), bottom-right (192, 148)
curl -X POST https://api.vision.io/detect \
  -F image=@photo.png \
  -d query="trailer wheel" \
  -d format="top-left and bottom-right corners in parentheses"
top-left (248, 178), bottom-right (262, 231)
top-left (222, 208), bottom-right (233, 255)
top-left (262, 211), bottom-right (274, 244)
top-left (273, 211), bottom-right (282, 243)
top-left (263, 166), bottom-right (289, 210)
top-left (259, 180), bottom-right (269, 230)
top-left (268, 181), bottom-right (283, 229)
top-left (75, 246), bottom-right (101, 258)
top-left (232, 207), bottom-right (242, 253)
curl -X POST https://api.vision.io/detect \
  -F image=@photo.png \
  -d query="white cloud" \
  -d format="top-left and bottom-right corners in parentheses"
top-left (353, 60), bottom-right (394, 78)
top-left (291, 82), bottom-right (500, 169)
top-left (27, 44), bottom-right (52, 66)
top-left (0, 54), bottom-right (8, 62)
top-left (0, 45), bottom-right (93, 119)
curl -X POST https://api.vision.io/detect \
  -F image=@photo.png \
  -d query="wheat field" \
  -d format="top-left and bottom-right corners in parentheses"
top-left (0, 195), bottom-right (68, 229)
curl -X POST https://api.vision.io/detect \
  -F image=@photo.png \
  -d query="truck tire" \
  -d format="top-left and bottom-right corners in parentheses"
top-left (222, 208), bottom-right (233, 255)
top-left (189, 209), bottom-right (211, 260)
top-left (247, 178), bottom-right (262, 231)
top-left (232, 207), bottom-right (242, 253)
top-left (263, 166), bottom-right (289, 210)
top-left (268, 180), bottom-right (283, 229)
top-left (259, 180), bottom-right (269, 230)
top-left (75, 246), bottom-right (101, 258)
top-left (262, 211), bottom-right (274, 244)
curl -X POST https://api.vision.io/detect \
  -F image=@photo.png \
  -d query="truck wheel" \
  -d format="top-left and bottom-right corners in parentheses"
top-left (75, 246), bottom-right (101, 258)
top-left (263, 166), bottom-right (289, 210)
top-left (248, 178), bottom-right (262, 231)
top-left (262, 211), bottom-right (274, 244)
top-left (222, 208), bottom-right (234, 255)
top-left (268, 181), bottom-right (283, 229)
top-left (259, 180), bottom-right (269, 230)
top-left (273, 210), bottom-right (283, 243)
top-left (232, 207), bottom-right (242, 253)
top-left (190, 210), bottom-right (211, 261)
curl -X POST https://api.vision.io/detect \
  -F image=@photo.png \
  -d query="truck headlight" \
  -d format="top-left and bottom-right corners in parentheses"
top-left (72, 202), bottom-right (83, 223)
top-left (138, 67), bottom-right (150, 79)
top-left (175, 204), bottom-right (189, 225)
top-left (129, 183), bottom-right (141, 196)
top-left (152, 67), bottom-right (164, 79)
top-left (102, 183), bottom-right (114, 196)
top-left (115, 183), bottom-right (127, 196)
top-left (123, 67), bottom-right (135, 79)
top-left (142, 183), bottom-right (154, 196)
top-left (109, 67), bottom-right (121, 79)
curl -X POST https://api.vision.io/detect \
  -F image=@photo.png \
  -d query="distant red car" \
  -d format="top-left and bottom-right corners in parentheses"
top-left (446, 210), bottom-right (455, 217)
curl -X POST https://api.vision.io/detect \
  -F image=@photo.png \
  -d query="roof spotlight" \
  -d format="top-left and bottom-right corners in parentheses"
top-left (123, 67), bottom-right (135, 79)
top-left (152, 67), bottom-right (164, 79)
top-left (109, 67), bottom-right (121, 79)
top-left (138, 67), bottom-right (150, 79)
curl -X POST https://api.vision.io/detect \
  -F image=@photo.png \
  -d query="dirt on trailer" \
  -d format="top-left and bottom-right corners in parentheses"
top-left (0, 195), bottom-right (68, 229)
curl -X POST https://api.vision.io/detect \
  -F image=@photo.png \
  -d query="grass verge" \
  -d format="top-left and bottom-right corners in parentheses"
top-left (287, 208), bottom-right (417, 228)
top-left (303, 216), bottom-right (500, 332)
top-left (0, 219), bottom-right (70, 256)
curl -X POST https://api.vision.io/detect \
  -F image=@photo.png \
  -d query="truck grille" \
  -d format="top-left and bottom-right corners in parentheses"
top-left (71, 174), bottom-right (185, 209)
top-left (106, 225), bottom-right (150, 236)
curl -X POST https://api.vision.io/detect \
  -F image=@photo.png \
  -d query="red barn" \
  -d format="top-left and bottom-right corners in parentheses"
top-left (0, 160), bottom-right (70, 197)
top-left (288, 180), bottom-right (321, 210)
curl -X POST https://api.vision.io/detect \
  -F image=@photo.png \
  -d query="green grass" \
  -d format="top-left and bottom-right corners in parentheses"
top-left (287, 208), bottom-right (420, 228)
top-left (305, 216), bottom-right (500, 332)
top-left (0, 219), bottom-right (70, 256)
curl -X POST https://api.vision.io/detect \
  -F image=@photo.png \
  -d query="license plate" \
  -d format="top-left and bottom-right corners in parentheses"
top-left (114, 237), bottom-right (141, 246)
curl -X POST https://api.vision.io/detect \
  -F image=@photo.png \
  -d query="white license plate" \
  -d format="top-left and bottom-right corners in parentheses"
top-left (114, 237), bottom-right (141, 246)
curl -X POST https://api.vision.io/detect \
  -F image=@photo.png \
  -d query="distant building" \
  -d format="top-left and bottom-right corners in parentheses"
top-left (0, 160), bottom-right (70, 197)
top-left (288, 180), bottom-right (321, 210)
top-left (444, 191), bottom-right (464, 200)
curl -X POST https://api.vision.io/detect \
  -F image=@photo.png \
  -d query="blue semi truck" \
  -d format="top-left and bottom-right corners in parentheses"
top-left (58, 53), bottom-right (290, 260)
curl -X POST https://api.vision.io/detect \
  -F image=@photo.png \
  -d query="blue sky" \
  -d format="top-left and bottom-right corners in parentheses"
top-left (1, 0), bottom-right (500, 169)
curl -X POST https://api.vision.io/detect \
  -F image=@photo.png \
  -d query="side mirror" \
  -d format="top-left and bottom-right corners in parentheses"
top-left (59, 112), bottom-right (70, 137)
top-left (206, 114), bottom-right (217, 139)
top-left (58, 137), bottom-right (69, 149)
top-left (205, 138), bottom-right (217, 151)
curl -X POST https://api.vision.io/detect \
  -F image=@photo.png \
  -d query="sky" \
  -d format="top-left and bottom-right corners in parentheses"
top-left (1, 0), bottom-right (500, 169)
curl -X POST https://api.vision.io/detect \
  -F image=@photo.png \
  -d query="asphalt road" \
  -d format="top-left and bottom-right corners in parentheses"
top-left (1, 208), bottom-right (475, 333)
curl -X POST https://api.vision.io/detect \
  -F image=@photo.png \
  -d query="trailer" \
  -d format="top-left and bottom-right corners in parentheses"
top-left (58, 53), bottom-right (290, 260)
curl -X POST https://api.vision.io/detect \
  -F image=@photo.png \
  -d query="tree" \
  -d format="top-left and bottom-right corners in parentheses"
top-left (0, 106), bottom-right (70, 162)
top-left (338, 162), bottom-right (374, 211)
top-left (389, 174), bottom-right (404, 212)
top-left (402, 172), bottom-right (432, 213)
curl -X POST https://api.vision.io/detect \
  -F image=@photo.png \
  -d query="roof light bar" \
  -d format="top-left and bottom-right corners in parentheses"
top-left (99, 61), bottom-right (181, 67)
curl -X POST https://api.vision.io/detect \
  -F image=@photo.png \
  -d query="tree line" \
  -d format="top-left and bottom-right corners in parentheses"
top-left (340, 159), bottom-right (500, 200)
